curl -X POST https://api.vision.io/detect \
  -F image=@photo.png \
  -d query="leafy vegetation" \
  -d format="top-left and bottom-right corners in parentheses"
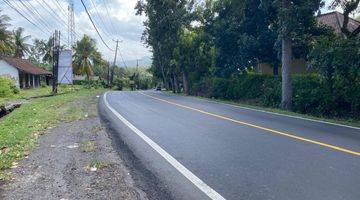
top-left (136, 0), bottom-right (360, 119)
top-left (73, 35), bottom-right (98, 79)
top-left (0, 76), bottom-right (19, 98)
top-left (0, 88), bottom-right (105, 179)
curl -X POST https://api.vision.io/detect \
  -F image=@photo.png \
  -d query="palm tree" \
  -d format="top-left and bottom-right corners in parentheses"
top-left (13, 27), bottom-right (30, 58)
top-left (42, 36), bottom-right (54, 64)
top-left (73, 35), bottom-right (98, 80)
top-left (0, 11), bottom-right (13, 55)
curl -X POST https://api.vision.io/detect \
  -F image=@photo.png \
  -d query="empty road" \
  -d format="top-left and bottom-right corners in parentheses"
top-left (99, 91), bottom-right (360, 200)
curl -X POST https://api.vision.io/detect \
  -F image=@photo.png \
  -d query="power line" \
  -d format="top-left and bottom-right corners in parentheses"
top-left (103, 0), bottom-right (120, 35)
top-left (88, 0), bottom-right (113, 37)
top-left (118, 50), bottom-right (128, 68)
top-left (16, 0), bottom-right (68, 45)
top-left (19, 0), bottom-right (54, 33)
top-left (54, 0), bottom-right (69, 18)
top-left (80, 0), bottom-right (114, 51)
top-left (35, 0), bottom-right (81, 40)
top-left (36, 0), bottom-right (69, 31)
top-left (2, 0), bottom-right (50, 36)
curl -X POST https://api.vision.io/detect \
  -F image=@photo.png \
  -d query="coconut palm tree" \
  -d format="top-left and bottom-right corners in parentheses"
top-left (0, 11), bottom-right (13, 55)
top-left (73, 35), bottom-right (99, 80)
top-left (13, 27), bottom-right (30, 58)
top-left (42, 36), bottom-right (55, 64)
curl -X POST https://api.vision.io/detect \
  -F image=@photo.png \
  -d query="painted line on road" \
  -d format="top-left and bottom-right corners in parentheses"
top-left (195, 96), bottom-right (360, 130)
top-left (139, 92), bottom-right (360, 156)
top-left (103, 92), bottom-right (226, 200)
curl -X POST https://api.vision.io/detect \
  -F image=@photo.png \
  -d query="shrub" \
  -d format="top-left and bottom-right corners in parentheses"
top-left (261, 76), bottom-right (281, 107)
top-left (0, 76), bottom-right (18, 98)
top-left (74, 79), bottom-right (105, 89)
top-left (309, 35), bottom-right (360, 118)
top-left (191, 73), bottom-right (359, 119)
top-left (114, 78), bottom-right (131, 91)
top-left (230, 74), bottom-right (270, 100)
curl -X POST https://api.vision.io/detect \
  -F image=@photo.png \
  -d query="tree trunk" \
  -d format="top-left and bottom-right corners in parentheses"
top-left (182, 71), bottom-right (189, 95)
top-left (273, 64), bottom-right (279, 76)
top-left (281, 37), bottom-right (293, 109)
top-left (169, 76), bottom-right (175, 93)
top-left (173, 73), bottom-right (180, 93)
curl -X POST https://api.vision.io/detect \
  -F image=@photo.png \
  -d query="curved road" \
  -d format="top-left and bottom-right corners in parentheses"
top-left (99, 91), bottom-right (360, 200)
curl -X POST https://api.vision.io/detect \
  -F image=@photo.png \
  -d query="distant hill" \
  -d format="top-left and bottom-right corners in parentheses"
top-left (117, 56), bottom-right (152, 68)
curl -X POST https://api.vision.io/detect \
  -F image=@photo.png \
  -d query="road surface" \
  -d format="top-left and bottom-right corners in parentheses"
top-left (99, 91), bottom-right (360, 200)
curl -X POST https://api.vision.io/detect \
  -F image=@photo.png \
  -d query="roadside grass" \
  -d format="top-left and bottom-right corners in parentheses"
top-left (164, 91), bottom-right (360, 128)
top-left (0, 87), bottom-right (106, 180)
top-left (91, 125), bottom-right (103, 134)
top-left (87, 158), bottom-right (110, 171)
top-left (81, 141), bottom-right (96, 152)
top-left (0, 85), bottom-right (82, 106)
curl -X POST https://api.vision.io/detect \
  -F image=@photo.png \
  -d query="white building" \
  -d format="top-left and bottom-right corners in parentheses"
top-left (0, 57), bottom-right (52, 88)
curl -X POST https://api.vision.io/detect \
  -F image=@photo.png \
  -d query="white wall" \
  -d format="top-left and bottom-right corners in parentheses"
top-left (0, 60), bottom-right (20, 87)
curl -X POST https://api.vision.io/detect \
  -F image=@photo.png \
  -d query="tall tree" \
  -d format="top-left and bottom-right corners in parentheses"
top-left (210, 0), bottom-right (279, 77)
top-left (13, 27), bottom-right (30, 58)
top-left (0, 11), bottom-right (12, 56)
top-left (136, 0), bottom-right (192, 91)
top-left (73, 35), bottom-right (98, 79)
top-left (275, 0), bottom-right (324, 109)
top-left (280, 0), bottom-right (293, 109)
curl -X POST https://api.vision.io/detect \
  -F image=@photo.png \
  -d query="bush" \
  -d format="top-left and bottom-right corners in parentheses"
top-left (74, 79), bottom-right (105, 89)
top-left (229, 74), bottom-right (271, 100)
top-left (0, 76), bottom-right (18, 98)
top-left (191, 73), bottom-right (359, 119)
top-left (261, 76), bottom-right (281, 107)
top-left (309, 35), bottom-right (360, 118)
top-left (114, 78), bottom-right (130, 91)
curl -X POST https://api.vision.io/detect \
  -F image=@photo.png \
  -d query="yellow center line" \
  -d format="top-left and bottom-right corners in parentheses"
top-left (139, 92), bottom-right (360, 156)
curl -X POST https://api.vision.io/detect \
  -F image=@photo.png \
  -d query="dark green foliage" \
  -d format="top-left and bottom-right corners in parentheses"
top-left (192, 74), bottom-right (359, 119)
top-left (261, 77), bottom-right (281, 107)
top-left (113, 78), bottom-right (131, 91)
top-left (73, 79), bottom-right (105, 89)
top-left (309, 35), bottom-right (360, 117)
top-left (229, 75), bottom-right (269, 100)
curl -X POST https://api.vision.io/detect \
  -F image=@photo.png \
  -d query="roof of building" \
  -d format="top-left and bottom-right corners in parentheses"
top-left (1, 57), bottom-right (52, 75)
top-left (317, 11), bottom-right (360, 36)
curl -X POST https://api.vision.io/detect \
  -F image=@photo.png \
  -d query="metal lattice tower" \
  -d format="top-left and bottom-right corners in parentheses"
top-left (68, 0), bottom-right (75, 48)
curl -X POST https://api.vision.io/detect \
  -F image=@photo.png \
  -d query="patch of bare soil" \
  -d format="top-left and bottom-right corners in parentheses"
top-left (0, 117), bottom-right (148, 200)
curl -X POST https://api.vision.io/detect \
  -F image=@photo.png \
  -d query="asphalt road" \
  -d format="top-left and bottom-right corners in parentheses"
top-left (99, 90), bottom-right (360, 200)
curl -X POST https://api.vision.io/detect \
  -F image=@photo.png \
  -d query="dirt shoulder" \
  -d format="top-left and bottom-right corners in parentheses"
top-left (0, 91), bottom-right (148, 200)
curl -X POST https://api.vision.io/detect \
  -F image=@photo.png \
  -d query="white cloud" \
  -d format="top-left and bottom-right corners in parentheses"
top-left (1, 0), bottom-right (151, 62)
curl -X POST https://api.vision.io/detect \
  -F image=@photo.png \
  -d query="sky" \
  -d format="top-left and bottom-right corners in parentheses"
top-left (0, 0), bottom-right (344, 64)
top-left (0, 0), bottom-right (151, 63)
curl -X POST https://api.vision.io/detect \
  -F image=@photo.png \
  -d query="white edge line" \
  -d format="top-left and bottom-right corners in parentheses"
top-left (103, 92), bottom-right (226, 200)
top-left (161, 92), bottom-right (360, 130)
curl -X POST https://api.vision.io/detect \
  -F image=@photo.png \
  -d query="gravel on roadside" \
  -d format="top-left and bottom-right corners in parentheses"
top-left (0, 115), bottom-right (148, 200)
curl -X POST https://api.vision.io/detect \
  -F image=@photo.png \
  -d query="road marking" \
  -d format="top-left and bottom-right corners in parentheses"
top-left (103, 92), bottom-right (226, 200)
top-left (139, 92), bottom-right (360, 156)
top-left (194, 96), bottom-right (360, 130)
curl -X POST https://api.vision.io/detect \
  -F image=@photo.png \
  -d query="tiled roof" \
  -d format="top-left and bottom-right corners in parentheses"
top-left (2, 57), bottom-right (52, 75)
top-left (317, 11), bottom-right (360, 36)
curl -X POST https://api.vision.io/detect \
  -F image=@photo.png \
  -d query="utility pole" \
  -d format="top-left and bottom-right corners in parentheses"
top-left (52, 30), bottom-right (60, 94)
top-left (110, 39), bottom-right (119, 87)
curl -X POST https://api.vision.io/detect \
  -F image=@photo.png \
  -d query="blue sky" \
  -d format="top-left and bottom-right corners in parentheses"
top-left (0, 0), bottom-right (339, 63)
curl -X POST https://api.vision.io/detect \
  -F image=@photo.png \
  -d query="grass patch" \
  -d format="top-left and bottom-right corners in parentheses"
top-left (0, 85), bottom-right (81, 106)
top-left (87, 158), bottom-right (110, 171)
top-left (165, 91), bottom-right (360, 128)
top-left (0, 87), bottom-right (106, 179)
top-left (81, 141), bottom-right (96, 152)
top-left (91, 125), bottom-right (104, 134)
